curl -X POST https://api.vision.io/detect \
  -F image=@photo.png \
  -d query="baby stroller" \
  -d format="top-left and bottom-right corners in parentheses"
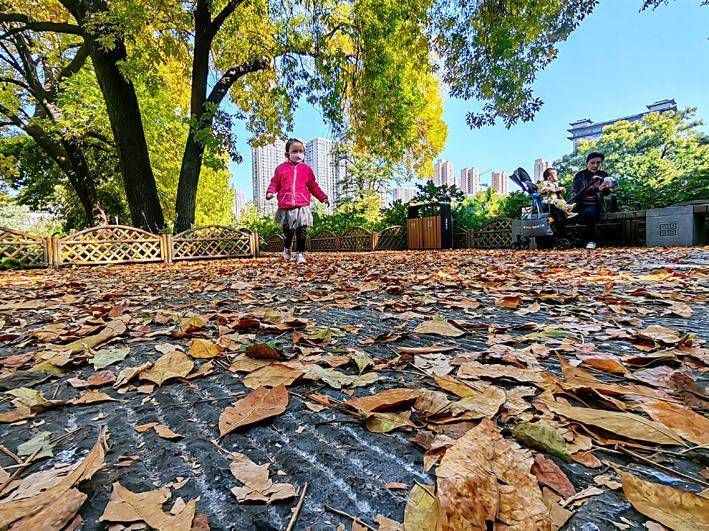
top-left (509, 167), bottom-right (571, 250)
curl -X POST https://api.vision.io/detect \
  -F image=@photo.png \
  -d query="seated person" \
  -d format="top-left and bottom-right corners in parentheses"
top-left (537, 168), bottom-right (577, 219)
top-left (573, 152), bottom-right (614, 250)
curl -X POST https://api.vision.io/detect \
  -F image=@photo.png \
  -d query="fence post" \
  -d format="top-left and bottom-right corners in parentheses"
top-left (371, 231), bottom-right (378, 251)
top-left (49, 236), bottom-right (60, 267)
top-left (160, 234), bottom-right (173, 264)
top-left (251, 230), bottom-right (260, 257)
top-left (335, 235), bottom-right (341, 252)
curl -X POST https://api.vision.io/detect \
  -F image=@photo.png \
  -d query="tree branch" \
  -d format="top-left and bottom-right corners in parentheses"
top-left (0, 13), bottom-right (83, 37)
top-left (0, 76), bottom-right (31, 91)
top-left (56, 43), bottom-right (90, 84)
top-left (209, 0), bottom-right (247, 37)
top-left (206, 57), bottom-right (270, 108)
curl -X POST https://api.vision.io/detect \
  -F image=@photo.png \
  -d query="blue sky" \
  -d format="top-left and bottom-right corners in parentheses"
top-left (229, 1), bottom-right (709, 197)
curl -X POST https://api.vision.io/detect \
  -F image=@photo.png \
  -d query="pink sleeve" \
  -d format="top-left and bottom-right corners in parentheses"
top-left (266, 167), bottom-right (280, 195)
top-left (307, 167), bottom-right (328, 202)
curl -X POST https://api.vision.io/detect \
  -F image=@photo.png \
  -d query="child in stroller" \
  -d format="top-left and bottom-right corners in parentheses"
top-left (510, 167), bottom-right (572, 250)
top-left (537, 168), bottom-right (577, 219)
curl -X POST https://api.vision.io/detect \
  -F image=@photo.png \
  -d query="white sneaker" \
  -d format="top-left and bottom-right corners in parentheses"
top-left (585, 241), bottom-right (597, 250)
top-left (296, 253), bottom-right (306, 264)
top-left (283, 248), bottom-right (292, 261)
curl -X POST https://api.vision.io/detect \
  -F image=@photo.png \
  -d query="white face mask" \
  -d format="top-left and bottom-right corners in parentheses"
top-left (289, 152), bottom-right (304, 163)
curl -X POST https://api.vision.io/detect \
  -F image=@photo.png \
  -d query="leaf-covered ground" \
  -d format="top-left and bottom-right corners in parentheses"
top-left (0, 248), bottom-right (707, 530)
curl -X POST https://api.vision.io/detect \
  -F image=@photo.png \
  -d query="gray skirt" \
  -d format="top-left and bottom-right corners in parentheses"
top-left (274, 206), bottom-right (313, 229)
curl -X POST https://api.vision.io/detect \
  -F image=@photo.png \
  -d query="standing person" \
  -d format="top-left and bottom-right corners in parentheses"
top-left (265, 138), bottom-right (330, 264)
top-left (573, 152), bottom-right (613, 250)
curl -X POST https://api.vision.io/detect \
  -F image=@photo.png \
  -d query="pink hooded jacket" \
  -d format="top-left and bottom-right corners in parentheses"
top-left (266, 161), bottom-right (328, 209)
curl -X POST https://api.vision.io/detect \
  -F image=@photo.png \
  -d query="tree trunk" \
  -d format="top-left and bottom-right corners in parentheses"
top-left (174, 13), bottom-right (211, 234)
top-left (62, 138), bottom-right (106, 224)
top-left (86, 39), bottom-right (164, 232)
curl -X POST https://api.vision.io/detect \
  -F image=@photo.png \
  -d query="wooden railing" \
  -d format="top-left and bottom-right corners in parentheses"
top-left (0, 225), bottom-right (258, 268)
top-left (259, 225), bottom-right (408, 253)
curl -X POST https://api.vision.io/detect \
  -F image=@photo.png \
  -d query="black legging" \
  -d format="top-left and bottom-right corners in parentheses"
top-left (578, 202), bottom-right (601, 243)
top-left (283, 225), bottom-right (307, 253)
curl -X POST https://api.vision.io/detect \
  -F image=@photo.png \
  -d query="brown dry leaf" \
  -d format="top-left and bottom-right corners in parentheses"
top-left (445, 383), bottom-right (506, 421)
top-left (531, 454), bottom-right (576, 498)
top-left (375, 513), bottom-right (403, 530)
top-left (395, 345), bottom-right (457, 355)
top-left (346, 388), bottom-right (421, 413)
top-left (219, 385), bottom-right (288, 437)
top-left (0, 428), bottom-right (107, 529)
top-left (52, 320), bottom-right (127, 354)
top-left (414, 390), bottom-right (453, 419)
top-left (543, 395), bottom-right (685, 446)
top-left (433, 374), bottom-right (478, 398)
top-left (99, 482), bottom-right (196, 530)
top-left (541, 487), bottom-right (574, 530)
top-left (576, 354), bottom-right (628, 374)
top-left (71, 390), bottom-right (118, 405)
top-left (244, 342), bottom-right (281, 360)
top-left (114, 362), bottom-right (152, 389)
top-left (413, 317), bottom-right (465, 338)
top-left (242, 364), bottom-right (303, 389)
top-left (155, 425), bottom-right (183, 440)
top-left (135, 422), bottom-right (159, 433)
top-left (228, 355), bottom-right (271, 373)
top-left (571, 451), bottom-right (603, 468)
top-left (178, 315), bottom-right (208, 335)
top-left (188, 338), bottom-right (221, 359)
top-left (435, 418), bottom-right (550, 529)
top-left (229, 452), bottom-right (296, 503)
top-left (458, 361), bottom-right (543, 384)
top-left (516, 301), bottom-right (541, 316)
top-left (365, 412), bottom-right (416, 433)
top-left (619, 470), bottom-right (709, 530)
top-left (139, 351), bottom-right (194, 386)
top-left (665, 301), bottom-right (693, 318)
top-left (414, 354), bottom-right (454, 376)
top-left (496, 295), bottom-right (523, 309)
top-left (68, 370), bottom-right (116, 389)
top-left (640, 400), bottom-right (709, 446)
top-left (385, 482), bottom-right (409, 490)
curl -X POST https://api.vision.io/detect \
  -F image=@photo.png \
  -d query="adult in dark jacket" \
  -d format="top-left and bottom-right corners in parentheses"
top-left (573, 152), bottom-right (613, 249)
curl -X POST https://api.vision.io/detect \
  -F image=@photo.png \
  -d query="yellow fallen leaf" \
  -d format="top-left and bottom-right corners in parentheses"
top-left (620, 470), bottom-right (709, 530)
top-left (155, 425), bottom-right (183, 440)
top-left (188, 338), bottom-right (221, 359)
top-left (414, 317), bottom-right (465, 338)
top-left (242, 364), bottom-right (303, 389)
top-left (139, 351), bottom-right (194, 386)
top-left (640, 400), bottom-right (709, 446)
top-left (346, 388), bottom-right (421, 413)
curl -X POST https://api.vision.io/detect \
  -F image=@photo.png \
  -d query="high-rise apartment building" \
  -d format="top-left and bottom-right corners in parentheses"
top-left (459, 167), bottom-right (480, 195)
top-left (534, 159), bottom-right (551, 182)
top-left (252, 140), bottom-right (283, 216)
top-left (232, 188), bottom-right (247, 220)
top-left (491, 171), bottom-right (509, 195)
top-left (392, 187), bottom-right (416, 204)
top-left (433, 159), bottom-right (455, 187)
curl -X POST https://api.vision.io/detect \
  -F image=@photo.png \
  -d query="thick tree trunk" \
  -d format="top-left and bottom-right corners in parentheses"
top-left (174, 13), bottom-right (211, 234)
top-left (87, 40), bottom-right (164, 232)
top-left (62, 139), bottom-right (106, 224)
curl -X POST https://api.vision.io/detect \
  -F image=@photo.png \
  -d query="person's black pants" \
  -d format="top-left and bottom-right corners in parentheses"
top-left (578, 203), bottom-right (601, 243)
top-left (549, 206), bottom-right (568, 239)
top-left (283, 225), bottom-right (307, 253)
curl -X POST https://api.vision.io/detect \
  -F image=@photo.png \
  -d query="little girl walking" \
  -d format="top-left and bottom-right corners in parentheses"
top-left (266, 138), bottom-right (330, 264)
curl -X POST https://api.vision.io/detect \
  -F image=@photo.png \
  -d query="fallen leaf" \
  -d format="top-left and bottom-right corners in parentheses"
top-left (496, 295), bottom-right (522, 309)
top-left (435, 418), bottom-right (550, 528)
top-left (395, 345), bottom-right (457, 355)
top-left (155, 425), bottom-right (183, 440)
top-left (346, 388), bottom-right (421, 413)
top-left (139, 351), bottom-right (194, 386)
top-left (414, 354), bottom-right (453, 376)
top-left (188, 338), bottom-right (221, 359)
top-left (512, 421), bottom-right (571, 461)
top-left (17, 431), bottom-right (54, 459)
top-left (352, 350), bottom-right (374, 374)
top-left (640, 400), bottom-right (709, 446)
top-left (543, 396), bottom-right (685, 446)
top-left (135, 422), bottom-right (159, 433)
top-left (114, 362), bottom-right (152, 388)
top-left (531, 454), bottom-right (576, 498)
top-left (219, 385), bottom-right (288, 437)
top-left (403, 483), bottom-right (441, 530)
top-left (445, 383), bottom-right (506, 420)
top-left (0, 428), bottom-right (107, 529)
top-left (432, 375), bottom-right (478, 398)
top-left (385, 482), bottom-right (409, 490)
top-left (365, 412), bottom-right (416, 433)
top-left (71, 390), bottom-right (118, 405)
top-left (229, 452), bottom-right (296, 503)
top-left (458, 361), bottom-right (543, 383)
top-left (375, 514), bottom-right (403, 530)
top-left (99, 481), bottom-right (196, 530)
top-left (620, 470), bottom-right (709, 530)
top-left (242, 364), bottom-right (303, 389)
top-left (91, 347), bottom-right (130, 370)
top-left (244, 342), bottom-right (280, 360)
top-left (414, 317), bottom-right (465, 338)
top-left (305, 365), bottom-right (379, 389)
top-left (56, 320), bottom-right (127, 354)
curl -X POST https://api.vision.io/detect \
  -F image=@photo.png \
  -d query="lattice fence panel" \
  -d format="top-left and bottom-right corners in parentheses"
top-left (0, 227), bottom-right (47, 266)
top-left (262, 235), bottom-right (285, 253)
top-left (310, 231), bottom-right (338, 252)
top-left (375, 226), bottom-right (406, 251)
top-left (57, 225), bottom-right (162, 265)
top-left (340, 227), bottom-right (372, 252)
top-left (173, 226), bottom-right (252, 260)
top-left (471, 220), bottom-right (513, 249)
top-left (453, 229), bottom-right (470, 249)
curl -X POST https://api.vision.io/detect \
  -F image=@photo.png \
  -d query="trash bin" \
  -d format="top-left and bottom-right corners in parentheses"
top-left (407, 202), bottom-right (453, 250)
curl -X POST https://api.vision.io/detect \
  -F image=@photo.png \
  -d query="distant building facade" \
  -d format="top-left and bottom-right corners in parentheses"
top-left (433, 159), bottom-right (455, 187)
top-left (459, 167), bottom-right (480, 195)
top-left (491, 171), bottom-right (509, 195)
top-left (534, 159), bottom-right (551, 182)
top-left (568, 99), bottom-right (677, 148)
top-left (232, 188), bottom-right (247, 220)
top-left (252, 140), bottom-right (283, 216)
top-left (392, 187), bottom-right (416, 204)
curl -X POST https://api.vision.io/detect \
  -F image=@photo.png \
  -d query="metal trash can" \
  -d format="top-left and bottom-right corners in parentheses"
top-left (407, 202), bottom-right (453, 250)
